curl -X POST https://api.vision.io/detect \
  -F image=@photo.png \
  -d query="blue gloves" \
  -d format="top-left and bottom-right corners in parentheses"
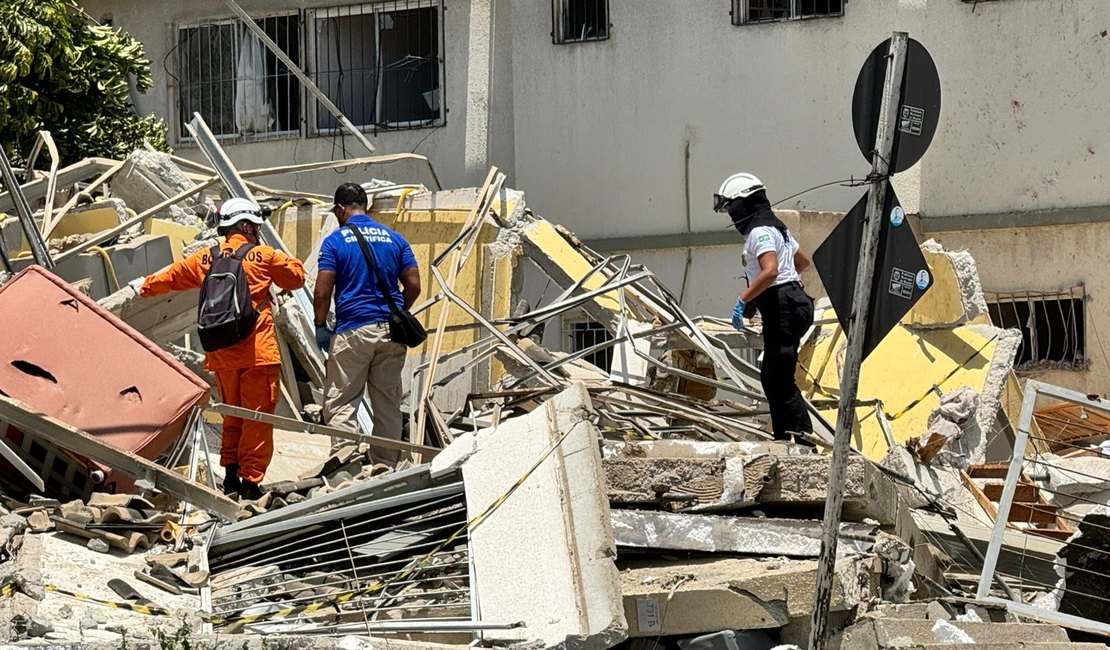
top-left (315, 325), bottom-right (334, 353)
top-left (731, 298), bottom-right (747, 330)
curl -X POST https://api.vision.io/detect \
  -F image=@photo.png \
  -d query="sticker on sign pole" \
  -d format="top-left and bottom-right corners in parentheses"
top-left (915, 269), bottom-right (931, 291)
top-left (890, 206), bottom-right (905, 227)
top-left (889, 268), bottom-right (915, 300)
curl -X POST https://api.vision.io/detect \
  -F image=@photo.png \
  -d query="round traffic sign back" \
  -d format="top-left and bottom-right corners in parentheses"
top-left (851, 37), bottom-right (941, 173)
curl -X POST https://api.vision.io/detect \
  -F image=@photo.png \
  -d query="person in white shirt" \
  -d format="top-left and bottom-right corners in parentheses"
top-left (714, 173), bottom-right (815, 442)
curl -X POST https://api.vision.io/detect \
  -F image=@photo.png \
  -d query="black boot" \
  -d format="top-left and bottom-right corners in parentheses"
top-left (222, 464), bottom-right (241, 496)
top-left (238, 480), bottom-right (263, 501)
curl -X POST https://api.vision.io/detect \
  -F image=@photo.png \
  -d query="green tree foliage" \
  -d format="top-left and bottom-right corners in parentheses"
top-left (0, 1), bottom-right (169, 165)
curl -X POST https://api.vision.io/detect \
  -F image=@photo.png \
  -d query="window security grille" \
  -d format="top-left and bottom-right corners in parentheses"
top-left (176, 1), bottom-right (443, 142)
top-left (569, 321), bottom-right (614, 373)
top-left (733, 0), bottom-right (843, 25)
top-left (553, 0), bottom-right (609, 44)
top-left (986, 287), bottom-right (1088, 372)
top-left (309, 1), bottom-right (443, 131)
top-left (177, 14), bottom-right (302, 139)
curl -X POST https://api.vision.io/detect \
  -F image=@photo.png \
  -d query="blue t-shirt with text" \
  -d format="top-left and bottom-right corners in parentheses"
top-left (318, 214), bottom-right (418, 333)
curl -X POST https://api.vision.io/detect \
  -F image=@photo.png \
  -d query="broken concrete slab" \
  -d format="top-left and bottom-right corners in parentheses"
top-left (836, 617), bottom-right (1071, 649)
top-left (619, 555), bottom-right (875, 637)
top-left (1043, 455), bottom-right (1110, 498)
top-left (99, 282), bottom-right (199, 344)
top-left (110, 150), bottom-right (207, 226)
top-left (604, 453), bottom-right (901, 524)
top-left (610, 509), bottom-right (877, 557)
top-left (460, 382), bottom-right (626, 649)
top-left (604, 454), bottom-right (772, 511)
top-left (799, 239), bottom-right (1022, 464)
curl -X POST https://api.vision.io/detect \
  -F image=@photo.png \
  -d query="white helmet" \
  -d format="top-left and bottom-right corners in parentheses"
top-left (714, 173), bottom-right (764, 212)
top-left (217, 197), bottom-right (265, 227)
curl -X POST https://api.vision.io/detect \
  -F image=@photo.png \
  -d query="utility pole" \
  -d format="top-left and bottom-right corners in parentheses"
top-left (808, 31), bottom-right (908, 650)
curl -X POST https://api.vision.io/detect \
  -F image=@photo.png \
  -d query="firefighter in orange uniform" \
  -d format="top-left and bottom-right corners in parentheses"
top-left (140, 198), bottom-right (305, 499)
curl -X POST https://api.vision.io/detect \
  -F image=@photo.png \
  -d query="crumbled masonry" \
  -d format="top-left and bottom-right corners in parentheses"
top-left (0, 149), bottom-right (1108, 650)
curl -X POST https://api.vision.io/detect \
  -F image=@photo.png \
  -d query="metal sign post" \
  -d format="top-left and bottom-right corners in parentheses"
top-left (808, 31), bottom-right (909, 650)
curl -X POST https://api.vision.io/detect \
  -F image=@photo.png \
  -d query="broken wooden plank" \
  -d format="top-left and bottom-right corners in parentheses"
top-left (206, 403), bottom-right (441, 458)
top-left (0, 395), bottom-right (238, 520)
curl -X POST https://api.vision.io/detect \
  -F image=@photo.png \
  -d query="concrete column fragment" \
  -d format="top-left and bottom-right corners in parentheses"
top-left (458, 382), bottom-right (626, 649)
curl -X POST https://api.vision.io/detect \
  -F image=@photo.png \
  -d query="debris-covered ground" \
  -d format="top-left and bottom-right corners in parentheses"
top-left (1, 141), bottom-right (1109, 650)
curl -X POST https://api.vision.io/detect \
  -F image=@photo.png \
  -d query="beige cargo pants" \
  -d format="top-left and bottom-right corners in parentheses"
top-left (322, 322), bottom-right (406, 464)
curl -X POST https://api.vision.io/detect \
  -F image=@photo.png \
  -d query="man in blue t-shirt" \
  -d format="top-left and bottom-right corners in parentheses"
top-left (313, 182), bottom-right (421, 463)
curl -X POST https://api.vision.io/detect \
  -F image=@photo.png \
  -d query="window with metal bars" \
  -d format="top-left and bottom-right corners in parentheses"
top-left (732, 0), bottom-right (843, 25)
top-left (986, 287), bottom-right (1088, 372)
top-left (568, 321), bottom-right (614, 373)
top-left (552, 0), bottom-right (609, 44)
top-left (309, 1), bottom-right (443, 131)
top-left (177, 15), bottom-right (302, 139)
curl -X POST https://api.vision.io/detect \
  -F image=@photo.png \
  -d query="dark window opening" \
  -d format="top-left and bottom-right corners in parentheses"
top-left (987, 290), bottom-right (1088, 372)
top-left (312, 2), bottom-right (442, 131)
top-left (177, 15), bottom-right (301, 139)
top-left (734, 0), bottom-right (843, 25)
top-left (571, 321), bottom-right (614, 373)
top-left (554, 0), bottom-right (609, 44)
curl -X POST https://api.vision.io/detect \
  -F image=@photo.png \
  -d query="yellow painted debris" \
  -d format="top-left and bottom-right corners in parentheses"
top-left (521, 219), bottom-right (624, 315)
top-left (147, 219), bottom-right (200, 262)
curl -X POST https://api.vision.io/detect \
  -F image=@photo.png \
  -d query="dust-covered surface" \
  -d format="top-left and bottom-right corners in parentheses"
top-left (2, 532), bottom-right (203, 644)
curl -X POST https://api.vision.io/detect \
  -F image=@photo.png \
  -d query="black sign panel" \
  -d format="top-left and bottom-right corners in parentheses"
top-left (813, 184), bottom-right (934, 360)
top-left (851, 37), bottom-right (941, 173)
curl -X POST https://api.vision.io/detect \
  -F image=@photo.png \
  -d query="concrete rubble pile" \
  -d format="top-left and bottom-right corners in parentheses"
top-left (1, 146), bottom-right (1108, 650)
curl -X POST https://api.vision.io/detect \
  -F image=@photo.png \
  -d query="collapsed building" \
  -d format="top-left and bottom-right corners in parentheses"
top-left (0, 137), bottom-right (1108, 650)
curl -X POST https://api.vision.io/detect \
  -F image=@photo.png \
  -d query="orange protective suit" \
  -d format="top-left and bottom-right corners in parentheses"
top-left (141, 234), bottom-right (305, 484)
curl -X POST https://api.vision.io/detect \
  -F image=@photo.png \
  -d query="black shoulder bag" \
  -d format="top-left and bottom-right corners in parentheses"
top-left (348, 224), bottom-right (427, 348)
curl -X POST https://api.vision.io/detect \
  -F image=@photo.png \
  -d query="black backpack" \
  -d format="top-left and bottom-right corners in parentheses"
top-left (196, 244), bottom-right (259, 352)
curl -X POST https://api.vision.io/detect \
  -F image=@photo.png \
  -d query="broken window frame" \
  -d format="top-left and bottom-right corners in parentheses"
top-left (174, 12), bottom-right (304, 144)
top-left (731, 0), bottom-right (844, 26)
top-left (306, 0), bottom-right (446, 135)
top-left (985, 285), bottom-right (1089, 373)
top-left (551, 0), bottom-right (610, 44)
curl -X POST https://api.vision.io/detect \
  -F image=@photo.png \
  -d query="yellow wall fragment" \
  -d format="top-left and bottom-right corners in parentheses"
top-left (521, 219), bottom-right (624, 315)
top-left (368, 198), bottom-right (519, 356)
top-left (32, 205), bottom-right (121, 253)
top-left (272, 201), bottom-right (328, 261)
top-left (800, 319), bottom-right (1001, 460)
top-left (902, 250), bottom-right (966, 327)
top-left (147, 219), bottom-right (200, 262)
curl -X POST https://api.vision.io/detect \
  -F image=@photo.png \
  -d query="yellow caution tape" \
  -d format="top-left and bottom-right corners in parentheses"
top-left (18, 405), bottom-right (577, 628)
top-left (44, 585), bottom-right (175, 618)
top-left (1, 581), bottom-right (14, 598)
top-left (212, 403), bottom-right (577, 626)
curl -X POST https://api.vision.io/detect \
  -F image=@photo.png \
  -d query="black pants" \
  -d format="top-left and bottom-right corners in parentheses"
top-left (755, 282), bottom-right (815, 440)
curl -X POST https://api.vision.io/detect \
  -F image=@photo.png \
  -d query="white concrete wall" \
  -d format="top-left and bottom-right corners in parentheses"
top-left (81, 0), bottom-right (517, 193)
top-left (511, 0), bottom-right (1110, 241)
top-left (87, 0), bottom-right (1109, 230)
